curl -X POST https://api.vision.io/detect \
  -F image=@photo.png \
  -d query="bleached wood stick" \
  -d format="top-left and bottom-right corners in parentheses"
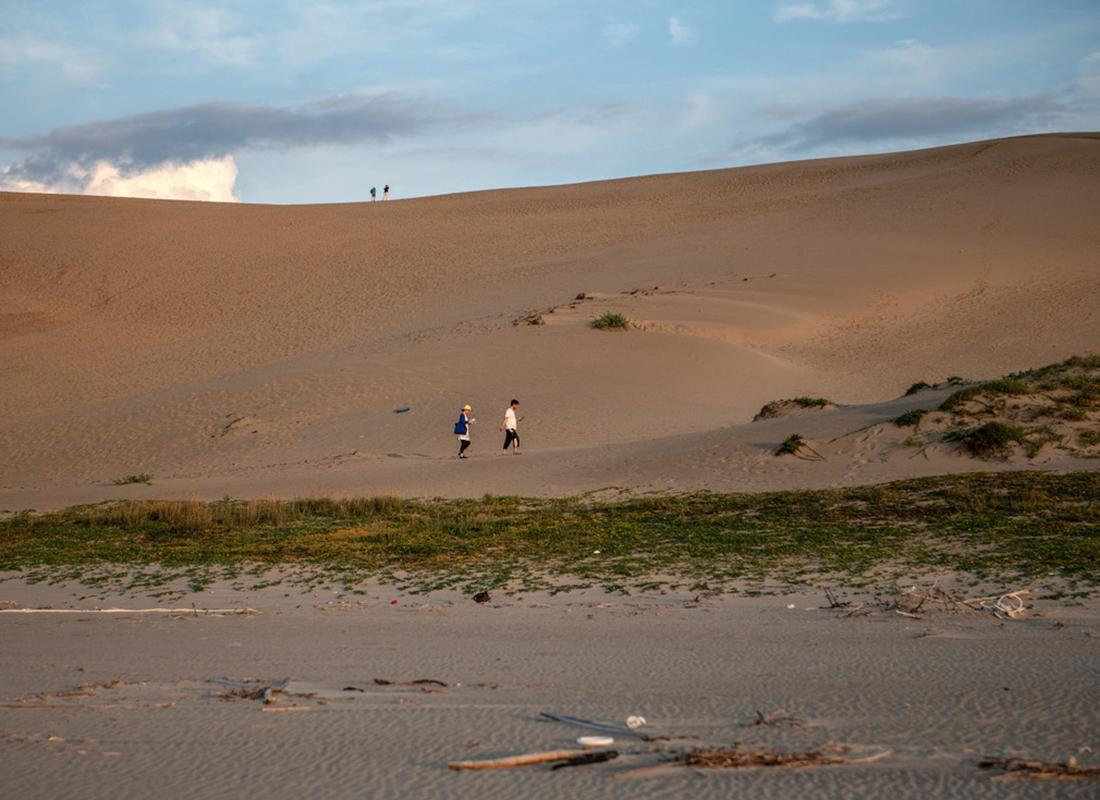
top-left (449, 750), bottom-right (590, 770)
top-left (0, 607), bottom-right (257, 615)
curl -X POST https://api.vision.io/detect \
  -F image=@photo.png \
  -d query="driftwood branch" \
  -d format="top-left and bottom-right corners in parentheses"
top-left (449, 749), bottom-right (591, 770)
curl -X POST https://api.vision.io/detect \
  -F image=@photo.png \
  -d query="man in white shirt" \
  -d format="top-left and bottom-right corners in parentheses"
top-left (500, 399), bottom-right (524, 454)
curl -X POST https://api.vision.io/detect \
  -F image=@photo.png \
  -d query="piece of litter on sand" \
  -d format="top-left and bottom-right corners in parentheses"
top-left (449, 749), bottom-right (590, 771)
top-left (578, 736), bottom-right (615, 747)
top-left (551, 751), bottom-right (618, 770)
top-left (394, 407), bottom-right (411, 414)
top-left (786, 604), bottom-right (796, 609)
top-left (472, 591), bottom-right (491, 604)
top-left (626, 715), bottom-right (646, 729)
top-left (541, 712), bottom-right (651, 739)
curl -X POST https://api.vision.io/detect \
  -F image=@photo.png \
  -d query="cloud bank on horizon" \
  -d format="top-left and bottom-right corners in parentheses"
top-left (2, 1), bottom-right (1098, 203)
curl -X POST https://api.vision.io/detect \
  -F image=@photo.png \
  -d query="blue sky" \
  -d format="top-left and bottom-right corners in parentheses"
top-left (2, 0), bottom-right (1099, 203)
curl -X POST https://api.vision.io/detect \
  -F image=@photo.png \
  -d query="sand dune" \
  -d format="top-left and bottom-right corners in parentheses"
top-left (2, 133), bottom-right (1099, 508)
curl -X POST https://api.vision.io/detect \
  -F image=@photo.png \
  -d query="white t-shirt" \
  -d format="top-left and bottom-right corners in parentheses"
top-left (504, 407), bottom-right (517, 430)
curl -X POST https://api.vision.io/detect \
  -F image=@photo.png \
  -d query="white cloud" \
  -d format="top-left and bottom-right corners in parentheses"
top-left (681, 92), bottom-right (718, 129)
top-left (137, 3), bottom-right (259, 67)
top-left (775, 0), bottom-right (902, 23)
top-left (0, 156), bottom-right (240, 202)
top-left (603, 21), bottom-right (640, 48)
top-left (668, 15), bottom-right (697, 46)
top-left (0, 35), bottom-right (104, 83)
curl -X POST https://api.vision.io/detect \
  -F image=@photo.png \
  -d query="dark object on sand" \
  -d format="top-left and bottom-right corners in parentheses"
top-left (473, 591), bottom-right (491, 604)
top-left (394, 407), bottom-right (411, 414)
top-left (551, 751), bottom-right (619, 770)
top-left (373, 678), bottom-right (448, 687)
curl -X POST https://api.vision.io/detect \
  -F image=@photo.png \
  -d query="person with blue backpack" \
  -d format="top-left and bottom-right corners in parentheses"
top-left (455, 404), bottom-right (475, 458)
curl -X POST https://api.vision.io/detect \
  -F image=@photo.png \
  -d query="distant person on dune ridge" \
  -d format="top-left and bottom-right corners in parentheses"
top-left (370, 186), bottom-right (377, 201)
top-left (383, 184), bottom-right (390, 200)
top-left (500, 399), bottom-right (523, 455)
top-left (455, 404), bottom-right (475, 458)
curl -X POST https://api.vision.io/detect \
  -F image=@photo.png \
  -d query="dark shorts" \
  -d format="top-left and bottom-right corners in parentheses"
top-left (503, 429), bottom-right (519, 449)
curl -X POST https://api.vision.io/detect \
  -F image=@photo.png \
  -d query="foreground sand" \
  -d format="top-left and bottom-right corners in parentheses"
top-left (1, 578), bottom-right (1097, 798)
top-left (3, 133), bottom-right (1100, 509)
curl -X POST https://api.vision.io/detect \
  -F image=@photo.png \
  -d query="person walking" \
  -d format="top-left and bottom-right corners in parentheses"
top-left (370, 186), bottom-right (377, 201)
top-left (500, 399), bottom-right (523, 454)
top-left (455, 404), bottom-right (475, 458)
top-left (383, 184), bottom-right (390, 200)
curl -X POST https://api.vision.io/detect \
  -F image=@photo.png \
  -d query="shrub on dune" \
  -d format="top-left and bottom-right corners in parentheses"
top-left (591, 312), bottom-right (631, 330)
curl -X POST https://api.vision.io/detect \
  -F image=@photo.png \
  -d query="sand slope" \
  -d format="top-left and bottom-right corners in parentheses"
top-left (2, 133), bottom-right (1099, 507)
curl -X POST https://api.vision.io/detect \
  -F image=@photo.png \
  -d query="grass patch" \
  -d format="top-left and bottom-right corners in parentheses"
top-left (944, 421), bottom-right (1028, 457)
top-left (112, 473), bottom-right (153, 486)
top-left (791, 397), bottom-right (831, 408)
top-left (905, 382), bottom-right (931, 396)
top-left (2, 472), bottom-right (1098, 596)
top-left (1080, 429), bottom-right (1100, 448)
top-left (893, 408), bottom-right (929, 428)
top-left (775, 433), bottom-right (805, 455)
top-left (940, 379), bottom-right (1030, 412)
top-left (591, 312), bottom-right (630, 330)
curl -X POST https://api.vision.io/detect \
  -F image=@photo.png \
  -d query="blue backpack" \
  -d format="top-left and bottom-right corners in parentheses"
top-left (454, 413), bottom-right (468, 435)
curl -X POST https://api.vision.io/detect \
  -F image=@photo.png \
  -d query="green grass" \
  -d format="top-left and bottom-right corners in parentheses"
top-left (791, 397), bottom-right (831, 408)
top-left (775, 433), bottom-right (806, 455)
top-left (893, 408), bottom-right (929, 428)
top-left (3, 472), bottom-right (1097, 596)
top-left (944, 421), bottom-right (1028, 457)
top-left (940, 379), bottom-right (1031, 412)
top-left (112, 473), bottom-right (153, 486)
top-left (591, 312), bottom-right (631, 330)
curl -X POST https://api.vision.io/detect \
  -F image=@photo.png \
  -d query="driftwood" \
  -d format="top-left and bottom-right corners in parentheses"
top-left (449, 749), bottom-right (590, 770)
top-left (748, 709), bottom-right (806, 729)
top-left (824, 587), bottom-right (1032, 621)
top-left (211, 677), bottom-right (289, 703)
top-left (616, 745), bottom-right (891, 778)
top-left (551, 751), bottom-right (619, 770)
top-left (0, 607), bottom-right (257, 615)
top-left (978, 756), bottom-right (1100, 781)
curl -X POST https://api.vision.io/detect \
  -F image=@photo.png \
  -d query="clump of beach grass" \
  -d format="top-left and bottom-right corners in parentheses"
top-left (112, 473), bottom-right (153, 486)
top-left (591, 312), bottom-right (631, 330)
top-left (893, 408), bottom-right (929, 428)
top-left (944, 421), bottom-right (1028, 458)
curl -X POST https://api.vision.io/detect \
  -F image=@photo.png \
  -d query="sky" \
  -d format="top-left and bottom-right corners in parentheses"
top-left (2, 0), bottom-right (1099, 203)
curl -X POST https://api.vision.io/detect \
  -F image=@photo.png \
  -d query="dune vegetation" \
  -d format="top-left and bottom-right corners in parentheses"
top-left (2, 471), bottom-right (1097, 597)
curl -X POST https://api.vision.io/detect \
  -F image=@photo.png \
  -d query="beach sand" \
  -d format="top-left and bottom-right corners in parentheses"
top-left (1, 579), bottom-right (1097, 799)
